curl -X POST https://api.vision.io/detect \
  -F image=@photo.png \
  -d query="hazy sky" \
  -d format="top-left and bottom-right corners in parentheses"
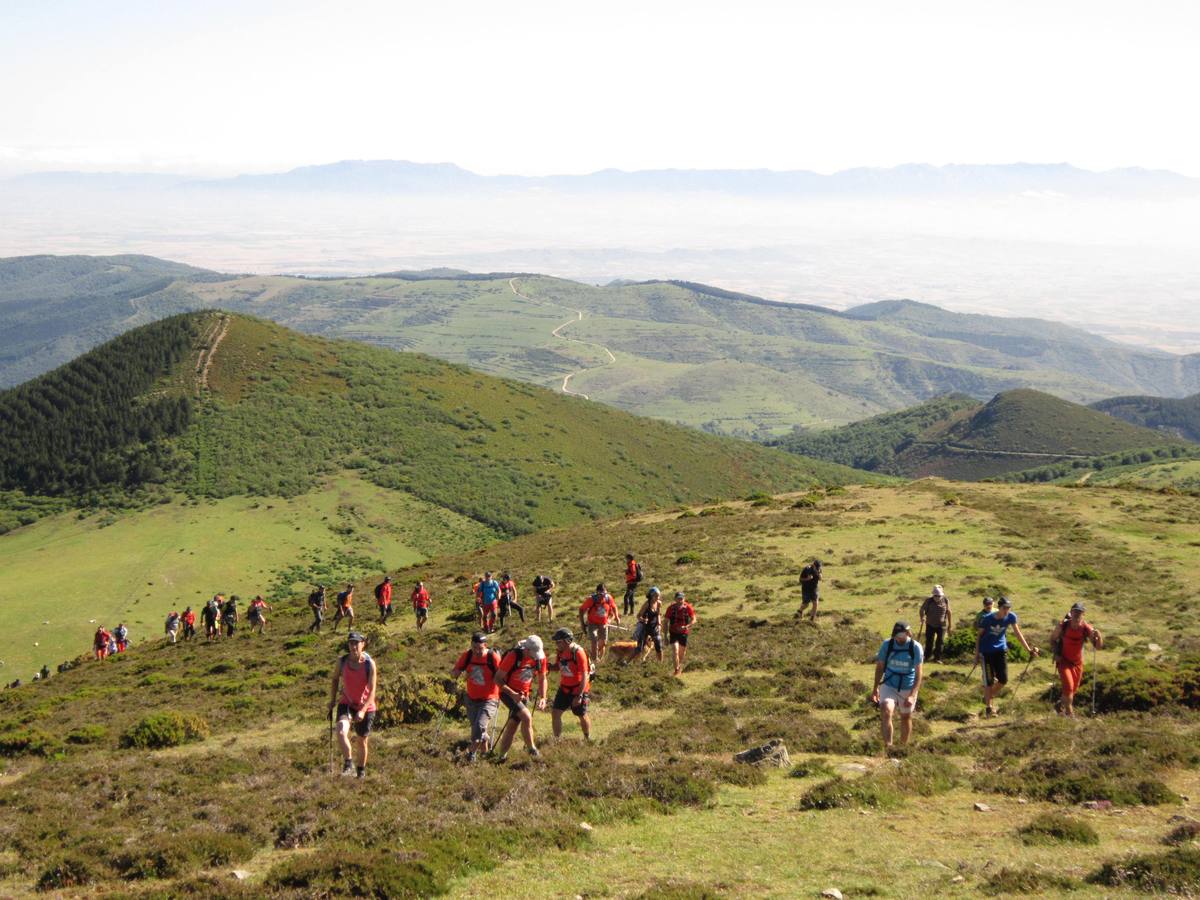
top-left (2, 0), bottom-right (1199, 177)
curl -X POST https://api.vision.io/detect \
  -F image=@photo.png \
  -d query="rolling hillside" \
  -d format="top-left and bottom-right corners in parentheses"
top-left (2, 481), bottom-right (1199, 896)
top-left (4, 255), bottom-right (1200, 436)
top-left (0, 311), bottom-right (863, 673)
top-left (1092, 392), bottom-right (1200, 442)
top-left (776, 389), bottom-right (1188, 480)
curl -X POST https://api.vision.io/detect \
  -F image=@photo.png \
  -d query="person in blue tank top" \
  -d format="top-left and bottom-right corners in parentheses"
top-left (870, 621), bottom-right (924, 751)
top-left (975, 596), bottom-right (1039, 717)
top-left (478, 573), bottom-right (501, 632)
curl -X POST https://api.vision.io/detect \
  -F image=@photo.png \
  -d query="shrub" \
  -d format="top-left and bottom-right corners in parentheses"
top-left (1165, 820), bottom-right (1200, 846)
top-left (799, 775), bottom-right (901, 811)
top-left (36, 854), bottom-right (100, 891)
top-left (1090, 847), bottom-right (1200, 893)
top-left (0, 727), bottom-right (62, 757)
top-left (374, 674), bottom-right (460, 727)
top-left (1018, 812), bottom-right (1100, 845)
top-left (789, 757), bottom-right (835, 779)
top-left (675, 552), bottom-right (701, 565)
top-left (65, 724), bottom-right (108, 745)
top-left (984, 868), bottom-right (1078, 895)
top-left (120, 711), bottom-right (209, 749)
top-left (265, 850), bottom-right (440, 898)
top-left (113, 836), bottom-right (198, 879)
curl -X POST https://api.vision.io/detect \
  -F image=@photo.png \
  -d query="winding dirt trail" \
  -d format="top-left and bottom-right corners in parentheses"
top-left (509, 278), bottom-right (615, 400)
top-left (195, 313), bottom-right (230, 395)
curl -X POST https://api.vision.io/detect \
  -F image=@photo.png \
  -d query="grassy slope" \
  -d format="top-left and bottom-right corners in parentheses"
top-left (7, 256), bottom-right (1200, 433)
top-left (1092, 391), bottom-right (1200, 442)
top-left (2, 483), bottom-right (1200, 896)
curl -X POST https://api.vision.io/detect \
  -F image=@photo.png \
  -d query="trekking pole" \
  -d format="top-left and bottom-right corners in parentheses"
top-left (327, 708), bottom-right (335, 775)
top-left (1007, 654), bottom-right (1038, 706)
top-left (1090, 643), bottom-right (1099, 716)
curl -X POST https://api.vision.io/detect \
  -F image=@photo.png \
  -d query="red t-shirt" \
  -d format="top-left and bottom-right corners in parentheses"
top-left (580, 593), bottom-right (617, 625)
top-left (340, 655), bottom-right (376, 711)
top-left (666, 600), bottom-right (696, 635)
top-left (556, 643), bottom-right (590, 690)
top-left (455, 649), bottom-right (501, 701)
top-left (497, 649), bottom-right (548, 698)
top-left (95, 630), bottom-right (110, 648)
top-left (376, 582), bottom-right (392, 607)
top-left (182, 610), bottom-right (196, 626)
top-left (1058, 621), bottom-right (1094, 666)
top-left (411, 587), bottom-right (430, 609)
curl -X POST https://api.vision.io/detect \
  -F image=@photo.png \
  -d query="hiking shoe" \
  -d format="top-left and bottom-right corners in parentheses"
top-left (495, 753), bottom-right (508, 764)
top-left (356, 766), bottom-right (366, 779)
top-left (467, 751), bottom-right (478, 763)
top-left (340, 760), bottom-right (355, 776)
top-left (984, 706), bottom-right (995, 718)
top-left (529, 747), bottom-right (541, 759)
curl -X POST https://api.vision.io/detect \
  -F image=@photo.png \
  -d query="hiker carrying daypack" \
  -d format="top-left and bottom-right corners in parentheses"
top-left (222, 597), bottom-right (239, 637)
top-left (498, 573), bottom-right (524, 628)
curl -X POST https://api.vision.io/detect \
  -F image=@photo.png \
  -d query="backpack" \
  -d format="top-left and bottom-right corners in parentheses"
top-left (308, 590), bottom-right (323, 608)
top-left (880, 638), bottom-right (916, 687)
top-left (222, 600), bottom-right (236, 619)
top-left (634, 562), bottom-right (644, 583)
top-left (339, 652), bottom-right (375, 703)
top-left (374, 583), bottom-right (385, 602)
top-left (1049, 616), bottom-right (1071, 660)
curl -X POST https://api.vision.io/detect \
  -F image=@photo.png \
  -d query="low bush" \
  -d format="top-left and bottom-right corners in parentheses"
top-left (799, 775), bottom-right (901, 811)
top-left (1089, 847), bottom-right (1200, 893)
top-left (789, 757), bottom-right (835, 779)
top-left (265, 850), bottom-right (440, 898)
top-left (65, 724), bottom-right (108, 745)
top-left (120, 711), bottom-right (210, 749)
top-left (1164, 820), bottom-right (1200, 846)
top-left (1018, 812), bottom-right (1100, 845)
top-left (36, 854), bottom-right (100, 891)
top-left (984, 867), bottom-right (1079, 895)
top-left (0, 727), bottom-right (62, 757)
top-left (374, 674), bottom-right (460, 727)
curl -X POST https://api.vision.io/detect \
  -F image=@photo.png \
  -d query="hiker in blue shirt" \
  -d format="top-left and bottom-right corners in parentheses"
top-left (870, 621), bottom-right (924, 751)
top-left (975, 596), bottom-right (1039, 718)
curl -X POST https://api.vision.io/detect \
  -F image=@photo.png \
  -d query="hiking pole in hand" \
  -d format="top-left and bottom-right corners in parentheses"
top-left (1007, 653), bottom-right (1038, 707)
top-left (1091, 643), bottom-right (1099, 716)
top-left (327, 708), bottom-right (335, 775)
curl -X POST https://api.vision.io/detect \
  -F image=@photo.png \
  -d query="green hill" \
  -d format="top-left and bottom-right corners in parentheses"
top-left (775, 389), bottom-right (1188, 480)
top-left (5, 255), bottom-right (1200, 435)
top-left (0, 312), bottom-right (865, 672)
top-left (1, 481), bottom-right (1199, 896)
top-left (1092, 392), bottom-right (1200, 442)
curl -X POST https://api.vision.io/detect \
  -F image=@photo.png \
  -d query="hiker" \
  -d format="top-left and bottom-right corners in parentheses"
top-left (636, 586), bottom-right (664, 663)
top-left (375, 576), bottom-right (392, 625)
top-left (799, 559), bottom-right (822, 622)
top-left (247, 595), bottom-right (272, 634)
top-left (327, 631), bottom-right (376, 778)
top-left (498, 572), bottom-right (524, 627)
top-left (494, 635), bottom-right (549, 761)
top-left (93, 626), bottom-right (111, 660)
top-left (550, 627), bottom-right (592, 740)
top-left (477, 572), bottom-right (501, 633)
top-left (221, 595), bottom-right (239, 638)
top-left (114, 622), bottom-right (129, 653)
top-left (1050, 602), bottom-right (1103, 717)
top-left (203, 596), bottom-right (221, 641)
top-left (532, 574), bottom-right (555, 622)
top-left (623, 553), bottom-right (643, 616)
top-left (449, 631), bottom-right (502, 762)
top-left (181, 606), bottom-right (196, 641)
top-left (579, 582), bottom-right (619, 666)
top-left (411, 581), bottom-right (431, 630)
top-left (332, 584), bottom-right (355, 631)
top-left (974, 596), bottom-right (996, 630)
top-left (39, 664), bottom-right (50, 681)
top-left (918, 584), bottom-right (952, 663)
top-left (308, 584), bottom-right (327, 634)
top-left (976, 597), bottom-right (1039, 717)
top-left (165, 611), bottom-right (181, 644)
top-left (665, 590), bottom-right (696, 676)
top-left (870, 621), bottom-right (925, 750)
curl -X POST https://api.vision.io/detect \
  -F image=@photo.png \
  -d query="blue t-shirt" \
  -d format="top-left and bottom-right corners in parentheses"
top-left (877, 637), bottom-right (924, 690)
top-left (479, 579), bottom-right (500, 605)
top-left (978, 611), bottom-right (1018, 653)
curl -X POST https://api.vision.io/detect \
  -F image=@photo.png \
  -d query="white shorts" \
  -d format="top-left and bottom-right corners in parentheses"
top-left (879, 684), bottom-right (917, 715)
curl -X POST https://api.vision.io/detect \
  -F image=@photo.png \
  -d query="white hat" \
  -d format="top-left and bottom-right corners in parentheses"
top-left (932, 584), bottom-right (945, 597)
top-left (520, 635), bottom-right (546, 661)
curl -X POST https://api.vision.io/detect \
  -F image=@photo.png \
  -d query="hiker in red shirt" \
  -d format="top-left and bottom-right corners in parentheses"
top-left (623, 553), bottom-right (643, 616)
top-left (332, 583), bottom-right (355, 631)
top-left (93, 626), bottom-right (111, 660)
top-left (493, 635), bottom-right (549, 762)
top-left (411, 581), bottom-right (431, 630)
top-left (181, 606), bottom-right (197, 641)
top-left (327, 632), bottom-right (377, 779)
top-left (665, 591), bottom-right (696, 676)
top-left (374, 576), bottom-right (393, 624)
top-left (247, 595), bottom-right (272, 634)
top-left (579, 582), bottom-right (620, 666)
top-left (498, 572), bottom-right (524, 628)
top-left (450, 631), bottom-right (502, 762)
top-left (1050, 602), bottom-right (1103, 717)
top-left (550, 627), bottom-right (592, 740)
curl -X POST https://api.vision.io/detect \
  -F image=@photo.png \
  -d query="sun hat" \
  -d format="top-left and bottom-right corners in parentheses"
top-left (519, 635), bottom-right (546, 660)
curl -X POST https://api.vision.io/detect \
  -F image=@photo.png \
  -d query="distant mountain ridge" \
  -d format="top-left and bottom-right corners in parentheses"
top-left (7, 160), bottom-right (1197, 197)
top-left (1091, 392), bottom-right (1200, 442)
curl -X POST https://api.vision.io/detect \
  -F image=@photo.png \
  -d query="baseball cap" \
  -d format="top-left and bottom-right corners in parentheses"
top-left (519, 635), bottom-right (546, 660)
top-left (346, 632), bottom-right (366, 644)
top-left (932, 584), bottom-right (945, 597)
top-left (1070, 602), bottom-right (1086, 612)
top-left (892, 621), bottom-right (910, 636)
top-left (648, 586), bottom-right (661, 596)
top-left (998, 597), bottom-right (1012, 608)
top-left (982, 596), bottom-right (995, 606)
top-left (471, 631), bottom-right (487, 643)
top-left (674, 591), bottom-right (685, 599)
top-left (552, 627), bottom-right (573, 642)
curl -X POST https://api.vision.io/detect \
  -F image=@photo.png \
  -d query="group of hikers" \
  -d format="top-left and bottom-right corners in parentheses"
top-left (871, 587), bottom-right (1104, 749)
top-left (305, 579), bottom-right (432, 634)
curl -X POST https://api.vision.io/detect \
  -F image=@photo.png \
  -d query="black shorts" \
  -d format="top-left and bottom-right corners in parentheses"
top-left (501, 692), bottom-right (530, 720)
top-left (553, 687), bottom-right (589, 716)
top-left (336, 704), bottom-right (375, 737)
top-left (669, 632), bottom-right (688, 647)
top-left (414, 607), bottom-right (428, 619)
top-left (536, 594), bottom-right (552, 607)
top-left (983, 650), bottom-right (1008, 686)
top-left (801, 591), bottom-right (819, 605)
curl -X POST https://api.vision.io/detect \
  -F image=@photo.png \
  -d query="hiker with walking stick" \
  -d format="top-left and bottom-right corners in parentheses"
top-left (449, 632), bottom-right (502, 762)
top-left (1050, 602), bottom-right (1103, 718)
top-left (976, 597), bottom-right (1039, 718)
top-left (870, 621), bottom-right (924, 751)
top-left (327, 632), bottom-right (377, 779)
